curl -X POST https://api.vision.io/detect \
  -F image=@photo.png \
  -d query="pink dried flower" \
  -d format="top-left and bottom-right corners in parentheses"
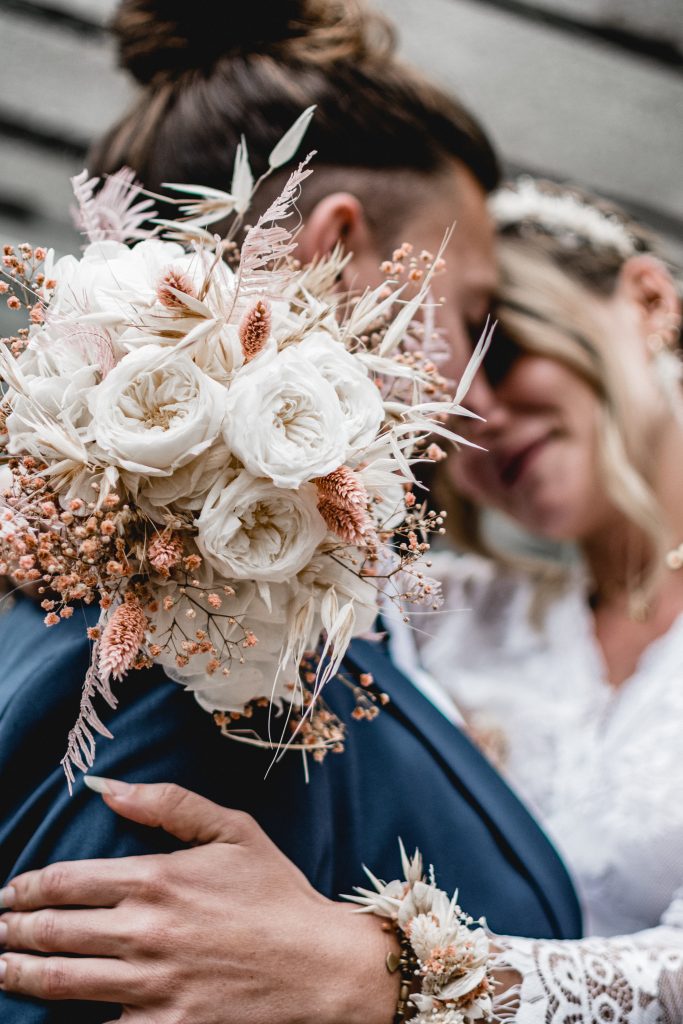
top-left (44, 613), bottom-right (59, 627)
top-left (148, 530), bottom-right (184, 578)
top-left (7, 296), bottom-right (20, 311)
top-left (34, 247), bottom-right (47, 261)
top-left (426, 443), bottom-right (447, 462)
top-left (317, 497), bottom-right (371, 546)
top-left (315, 466), bottom-right (369, 509)
top-left (314, 466), bottom-right (372, 544)
top-left (157, 267), bottom-right (197, 310)
top-left (239, 300), bottom-right (271, 362)
top-left (208, 593), bottom-right (222, 609)
top-left (98, 593), bottom-right (148, 681)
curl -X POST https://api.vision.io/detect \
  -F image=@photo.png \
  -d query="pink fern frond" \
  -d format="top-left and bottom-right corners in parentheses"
top-left (238, 154), bottom-right (314, 296)
top-left (71, 167), bottom-right (158, 245)
top-left (60, 638), bottom-right (117, 792)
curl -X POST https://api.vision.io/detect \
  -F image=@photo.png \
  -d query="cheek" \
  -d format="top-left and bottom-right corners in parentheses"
top-left (448, 450), bottom-right (499, 506)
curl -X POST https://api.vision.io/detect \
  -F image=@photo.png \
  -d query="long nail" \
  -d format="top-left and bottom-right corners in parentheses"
top-left (0, 922), bottom-right (7, 946)
top-left (0, 888), bottom-right (15, 910)
top-left (84, 776), bottom-right (132, 797)
top-left (0, 958), bottom-right (6, 983)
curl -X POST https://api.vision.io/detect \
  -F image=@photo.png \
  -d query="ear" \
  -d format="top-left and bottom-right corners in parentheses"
top-left (614, 254), bottom-right (682, 346)
top-left (295, 192), bottom-right (381, 287)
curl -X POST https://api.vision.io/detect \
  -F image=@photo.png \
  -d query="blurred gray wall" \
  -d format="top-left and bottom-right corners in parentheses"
top-left (0, 0), bottom-right (681, 328)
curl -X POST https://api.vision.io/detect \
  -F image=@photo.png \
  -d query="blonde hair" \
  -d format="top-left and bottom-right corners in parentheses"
top-left (441, 234), bottom-right (677, 602)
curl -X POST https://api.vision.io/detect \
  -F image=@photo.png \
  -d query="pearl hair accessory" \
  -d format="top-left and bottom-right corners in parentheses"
top-left (490, 176), bottom-right (638, 258)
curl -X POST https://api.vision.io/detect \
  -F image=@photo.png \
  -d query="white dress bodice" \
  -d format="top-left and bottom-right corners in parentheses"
top-left (417, 552), bottom-right (683, 1022)
top-left (420, 551), bottom-right (683, 938)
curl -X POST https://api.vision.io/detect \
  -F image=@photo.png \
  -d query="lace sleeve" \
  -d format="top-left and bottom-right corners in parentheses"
top-left (493, 909), bottom-right (683, 1024)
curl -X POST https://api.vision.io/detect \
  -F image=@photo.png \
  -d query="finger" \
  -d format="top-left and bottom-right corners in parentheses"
top-left (87, 778), bottom-right (257, 846)
top-left (0, 952), bottom-right (145, 1003)
top-left (2, 908), bottom-right (126, 956)
top-left (4, 857), bottom-right (152, 910)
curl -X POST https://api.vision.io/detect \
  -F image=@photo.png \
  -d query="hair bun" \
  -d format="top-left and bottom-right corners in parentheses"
top-left (113, 0), bottom-right (392, 85)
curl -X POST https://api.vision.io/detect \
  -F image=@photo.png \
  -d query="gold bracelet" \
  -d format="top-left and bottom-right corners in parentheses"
top-left (385, 930), bottom-right (418, 1023)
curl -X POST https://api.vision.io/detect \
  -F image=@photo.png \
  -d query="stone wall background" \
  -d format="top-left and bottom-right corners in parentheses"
top-left (0, 0), bottom-right (681, 335)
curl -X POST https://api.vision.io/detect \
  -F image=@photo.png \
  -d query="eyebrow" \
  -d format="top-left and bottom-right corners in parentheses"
top-left (495, 299), bottom-right (600, 363)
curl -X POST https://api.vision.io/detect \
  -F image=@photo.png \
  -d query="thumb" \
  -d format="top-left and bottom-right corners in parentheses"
top-left (83, 776), bottom-right (252, 845)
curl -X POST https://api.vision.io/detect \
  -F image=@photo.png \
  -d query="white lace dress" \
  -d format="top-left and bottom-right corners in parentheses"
top-left (418, 552), bottom-right (683, 1023)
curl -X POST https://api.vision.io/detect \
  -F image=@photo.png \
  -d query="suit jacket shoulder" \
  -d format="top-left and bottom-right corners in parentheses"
top-left (0, 597), bottom-right (581, 1023)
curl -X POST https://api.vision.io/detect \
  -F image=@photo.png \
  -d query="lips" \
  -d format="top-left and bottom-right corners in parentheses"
top-left (497, 436), bottom-right (550, 488)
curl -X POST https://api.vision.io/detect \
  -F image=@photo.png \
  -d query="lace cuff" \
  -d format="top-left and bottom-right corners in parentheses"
top-left (492, 928), bottom-right (683, 1024)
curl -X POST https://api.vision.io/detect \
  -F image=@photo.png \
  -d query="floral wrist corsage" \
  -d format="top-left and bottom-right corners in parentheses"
top-left (345, 842), bottom-right (494, 1023)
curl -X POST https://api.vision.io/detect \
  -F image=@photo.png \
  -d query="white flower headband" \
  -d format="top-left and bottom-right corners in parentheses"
top-left (490, 176), bottom-right (638, 258)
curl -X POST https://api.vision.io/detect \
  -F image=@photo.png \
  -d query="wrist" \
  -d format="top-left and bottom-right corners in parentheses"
top-left (322, 902), bottom-right (400, 1024)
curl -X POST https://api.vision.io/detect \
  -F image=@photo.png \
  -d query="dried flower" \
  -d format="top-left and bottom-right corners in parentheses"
top-left (239, 299), bottom-right (271, 362)
top-left (317, 497), bottom-right (370, 545)
top-left (148, 531), bottom-right (184, 577)
top-left (157, 267), bottom-right (197, 310)
top-left (99, 594), bottom-right (148, 681)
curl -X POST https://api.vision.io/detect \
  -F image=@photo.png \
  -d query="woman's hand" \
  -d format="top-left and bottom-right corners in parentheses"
top-left (0, 781), bottom-right (399, 1024)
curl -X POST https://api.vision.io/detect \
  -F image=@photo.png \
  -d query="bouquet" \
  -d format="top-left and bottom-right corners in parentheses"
top-left (0, 110), bottom-right (488, 787)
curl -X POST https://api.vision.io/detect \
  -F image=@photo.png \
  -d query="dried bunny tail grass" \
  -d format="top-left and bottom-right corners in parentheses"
top-left (239, 299), bottom-right (271, 361)
top-left (99, 593), bottom-right (148, 682)
top-left (148, 529), bottom-right (184, 576)
top-left (315, 466), bottom-right (373, 543)
top-left (317, 497), bottom-right (371, 544)
top-left (157, 266), bottom-right (197, 309)
top-left (315, 465), bottom-right (368, 509)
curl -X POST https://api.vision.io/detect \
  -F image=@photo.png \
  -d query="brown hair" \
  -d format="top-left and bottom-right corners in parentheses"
top-left (91, 0), bottom-right (499, 235)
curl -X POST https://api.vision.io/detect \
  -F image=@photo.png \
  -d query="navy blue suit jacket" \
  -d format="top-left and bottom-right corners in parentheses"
top-left (0, 596), bottom-right (581, 1021)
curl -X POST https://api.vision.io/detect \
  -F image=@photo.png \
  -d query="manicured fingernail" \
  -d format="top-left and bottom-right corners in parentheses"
top-left (0, 922), bottom-right (7, 946)
top-left (0, 888), bottom-right (15, 909)
top-left (84, 776), bottom-right (131, 797)
top-left (0, 957), bottom-right (6, 983)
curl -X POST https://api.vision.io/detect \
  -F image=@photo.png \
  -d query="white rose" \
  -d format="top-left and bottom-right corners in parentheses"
top-left (222, 344), bottom-right (347, 488)
top-left (134, 440), bottom-right (234, 517)
top-left (49, 239), bottom-right (185, 326)
top-left (298, 331), bottom-right (384, 451)
top-left (196, 470), bottom-right (326, 582)
top-left (89, 344), bottom-right (226, 476)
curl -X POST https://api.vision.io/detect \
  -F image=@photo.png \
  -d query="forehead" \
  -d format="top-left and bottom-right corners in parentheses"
top-left (405, 163), bottom-right (498, 320)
